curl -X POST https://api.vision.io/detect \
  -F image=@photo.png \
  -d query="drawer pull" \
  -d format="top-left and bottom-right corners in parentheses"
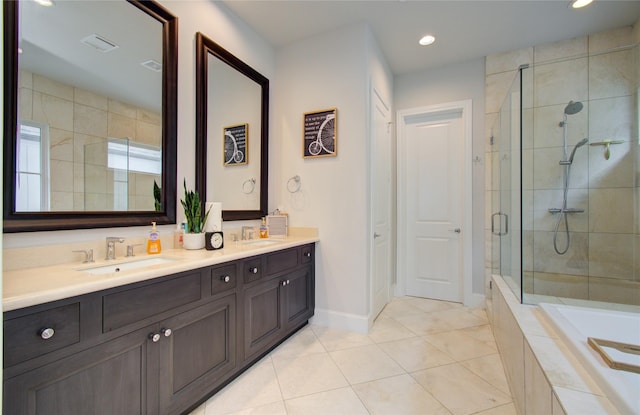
top-left (39, 327), bottom-right (55, 340)
top-left (149, 333), bottom-right (161, 343)
top-left (221, 275), bottom-right (231, 283)
top-left (249, 267), bottom-right (259, 274)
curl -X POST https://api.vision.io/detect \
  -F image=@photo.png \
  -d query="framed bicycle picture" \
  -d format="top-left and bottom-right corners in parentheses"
top-left (303, 108), bottom-right (337, 158)
top-left (223, 123), bottom-right (248, 166)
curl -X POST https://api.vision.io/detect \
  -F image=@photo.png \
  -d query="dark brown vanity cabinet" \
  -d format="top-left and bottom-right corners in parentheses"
top-left (3, 244), bottom-right (314, 415)
top-left (243, 245), bottom-right (315, 361)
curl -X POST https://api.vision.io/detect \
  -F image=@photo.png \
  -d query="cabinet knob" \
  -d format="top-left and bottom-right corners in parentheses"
top-left (221, 275), bottom-right (230, 283)
top-left (281, 280), bottom-right (287, 287)
top-left (249, 267), bottom-right (259, 274)
top-left (286, 280), bottom-right (290, 285)
top-left (304, 252), bottom-right (311, 258)
top-left (149, 333), bottom-right (161, 343)
top-left (39, 327), bottom-right (55, 340)
top-left (161, 328), bottom-right (172, 337)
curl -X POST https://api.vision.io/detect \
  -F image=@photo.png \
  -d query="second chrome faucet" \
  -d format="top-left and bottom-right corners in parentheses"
top-left (105, 237), bottom-right (125, 260)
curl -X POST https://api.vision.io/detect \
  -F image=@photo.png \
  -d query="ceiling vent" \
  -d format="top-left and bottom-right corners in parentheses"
top-left (141, 59), bottom-right (162, 72)
top-left (81, 34), bottom-right (118, 53)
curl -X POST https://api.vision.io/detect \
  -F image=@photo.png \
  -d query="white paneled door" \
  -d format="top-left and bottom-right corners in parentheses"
top-left (371, 88), bottom-right (392, 320)
top-left (403, 109), bottom-right (464, 302)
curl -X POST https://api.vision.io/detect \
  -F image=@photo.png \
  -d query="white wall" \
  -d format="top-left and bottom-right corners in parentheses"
top-left (273, 23), bottom-right (375, 330)
top-left (394, 58), bottom-right (487, 294)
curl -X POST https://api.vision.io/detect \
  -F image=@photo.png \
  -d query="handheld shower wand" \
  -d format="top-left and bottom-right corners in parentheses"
top-left (559, 138), bottom-right (589, 165)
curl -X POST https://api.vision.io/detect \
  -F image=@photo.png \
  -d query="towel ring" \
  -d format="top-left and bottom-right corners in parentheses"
top-left (242, 178), bottom-right (256, 194)
top-left (287, 175), bottom-right (301, 193)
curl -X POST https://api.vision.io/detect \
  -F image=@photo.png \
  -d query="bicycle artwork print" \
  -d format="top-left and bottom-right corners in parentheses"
top-left (303, 108), bottom-right (337, 158)
top-left (223, 123), bottom-right (248, 166)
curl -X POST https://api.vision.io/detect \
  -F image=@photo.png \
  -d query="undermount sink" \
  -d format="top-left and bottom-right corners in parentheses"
top-left (79, 257), bottom-right (179, 275)
top-left (243, 239), bottom-right (283, 247)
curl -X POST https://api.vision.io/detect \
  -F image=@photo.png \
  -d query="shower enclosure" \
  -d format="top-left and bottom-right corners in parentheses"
top-left (490, 37), bottom-right (640, 307)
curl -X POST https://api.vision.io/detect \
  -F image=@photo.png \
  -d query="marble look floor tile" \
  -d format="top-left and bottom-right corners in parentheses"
top-left (396, 308), bottom-right (488, 336)
top-left (352, 374), bottom-right (451, 415)
top-left (268, 325), bottom-right (326, 359)
top-left (457, 324), bottom-right (495, 343)
top-left (271, 352), bottom-right (348, 399)
top-left (460, 353), bottom-right (511, 396)
top-left (423, 330), bottom-right (498, 361)
top-left (367, 317), bottom-right (416, 344)
top-left (378, 299), bottom-right (425, 318)
top-left (412, 363), bottom-right (512, 415)
top-left (218, 401), bottom-right (287, 415)
top-left (310, 325), bottom-right (374, 351)
top-left (284, 387), bottom-right (369, 415)
top-left (330, 344), bottom-right (405, 385)
top-left (203, 358), bottom-right (282, 415)
top-left (378, 337), bottom-right (455, 372)
top-left (475, 402), bottom-right (518, 415)
top-left (404, 296), bottom-right (463, 313)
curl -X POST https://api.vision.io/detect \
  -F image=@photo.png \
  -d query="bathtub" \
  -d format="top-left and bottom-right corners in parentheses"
top-left (539, 303), bottom-right (640, 415)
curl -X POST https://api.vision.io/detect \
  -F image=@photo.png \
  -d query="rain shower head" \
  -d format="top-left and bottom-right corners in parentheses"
top-left (564, 100), bottom-right (583, 115)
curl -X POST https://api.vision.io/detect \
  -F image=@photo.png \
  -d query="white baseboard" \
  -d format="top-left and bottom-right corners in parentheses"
top-left (466, 293), bottom-right (486, 308)
top-left (310, 308), bottom-right (370, 334)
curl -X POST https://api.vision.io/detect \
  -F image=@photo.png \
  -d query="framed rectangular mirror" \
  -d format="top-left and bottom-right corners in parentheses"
top-left (3, 0), bottom-right (178, 232)
top-left (195, 32), bottom-right (268, 221)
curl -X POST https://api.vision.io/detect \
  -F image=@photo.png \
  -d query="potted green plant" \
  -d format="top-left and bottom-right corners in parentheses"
top-left (180, 179), bottom-right (211, 249)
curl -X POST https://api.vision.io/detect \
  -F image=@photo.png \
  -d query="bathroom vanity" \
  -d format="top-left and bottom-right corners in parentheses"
top-left (2, 239), bottom-right (316, 415)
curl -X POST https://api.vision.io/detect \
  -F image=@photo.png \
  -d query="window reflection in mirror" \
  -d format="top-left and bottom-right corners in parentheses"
top-left (17, 0), bottom-right (162, 212)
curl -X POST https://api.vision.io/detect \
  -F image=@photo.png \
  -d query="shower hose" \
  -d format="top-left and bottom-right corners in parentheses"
top-left (553, 164), bottom-right (572, 255)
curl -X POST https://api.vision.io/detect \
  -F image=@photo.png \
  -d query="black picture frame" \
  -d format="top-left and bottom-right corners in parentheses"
top-left (303, 108), bottom-right (337, 158)
top-left (223, 124), bottom-right (248, 166)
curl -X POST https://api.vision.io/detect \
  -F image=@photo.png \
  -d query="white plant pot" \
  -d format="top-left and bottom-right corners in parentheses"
top-left (183, 232), bottom-right (205, 250)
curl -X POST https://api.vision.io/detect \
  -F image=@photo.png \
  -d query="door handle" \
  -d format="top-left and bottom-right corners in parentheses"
top-left (449, 228), bottom-right (461, 233)
top-left (491, 212), bottom-right (508, 236)
top-left (373, 233), bottom-right (381, 238)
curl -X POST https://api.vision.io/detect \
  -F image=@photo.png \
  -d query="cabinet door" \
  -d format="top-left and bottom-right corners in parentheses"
top-left (157, 294), bottom-right (237, 415)
top-left (284, 266), bottom-right (314, 330)
top-left (243, 278), bottom-right (283, 360)
top-left (3, 327), bottom-right (155, 415)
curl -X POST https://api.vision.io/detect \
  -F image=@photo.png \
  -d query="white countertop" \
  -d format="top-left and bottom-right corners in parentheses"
top-left (3, 236), bottom-right (318, 312)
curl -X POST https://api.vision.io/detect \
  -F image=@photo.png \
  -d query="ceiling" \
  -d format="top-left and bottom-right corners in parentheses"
top-left (221, 0), bottom-right (640, 75)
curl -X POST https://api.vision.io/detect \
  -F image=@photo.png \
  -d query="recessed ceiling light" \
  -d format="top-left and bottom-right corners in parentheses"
top-left (571, 0), bottom-right (593, 9)
top-left (33, 0), bottom-right (55, 6)
top-left (419, 35), bottom-right (436, 46)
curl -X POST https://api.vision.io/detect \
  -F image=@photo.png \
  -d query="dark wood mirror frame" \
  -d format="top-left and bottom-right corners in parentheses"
top-left (2, 0), bottom-right (178, 233)
top-left (195, 32), bottom-right (268, 221)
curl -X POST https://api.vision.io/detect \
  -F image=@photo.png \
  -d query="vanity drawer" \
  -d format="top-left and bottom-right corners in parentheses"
top-left (4, 302), bottom-right (80, 367)
top-left (243, 257), bottom-right (264, 284)
top-left (211, 263), bottom-right (238, 295)
top-left (103, 271), bottom-right (202, 332)
top-left (266, 248), bottom-right (299, 276)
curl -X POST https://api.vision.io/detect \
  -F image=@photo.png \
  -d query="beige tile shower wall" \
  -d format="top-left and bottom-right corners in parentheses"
top-left (485, 25), bottom-right (640, 305)
top-left (18, 70), bottom-right (161, 211)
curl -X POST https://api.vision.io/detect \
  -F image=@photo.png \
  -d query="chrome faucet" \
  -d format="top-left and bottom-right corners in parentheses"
top-left (241, 226), bottom-right (254, 241)
top-left (105, 237), bottom-right (125, 260)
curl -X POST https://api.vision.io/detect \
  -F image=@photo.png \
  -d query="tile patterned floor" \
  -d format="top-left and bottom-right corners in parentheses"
top-left (190, 296), bottom-right (517, 415)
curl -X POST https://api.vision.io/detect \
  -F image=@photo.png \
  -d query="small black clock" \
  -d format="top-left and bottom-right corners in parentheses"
top-left (205, 231), bottom-right (224, 250)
